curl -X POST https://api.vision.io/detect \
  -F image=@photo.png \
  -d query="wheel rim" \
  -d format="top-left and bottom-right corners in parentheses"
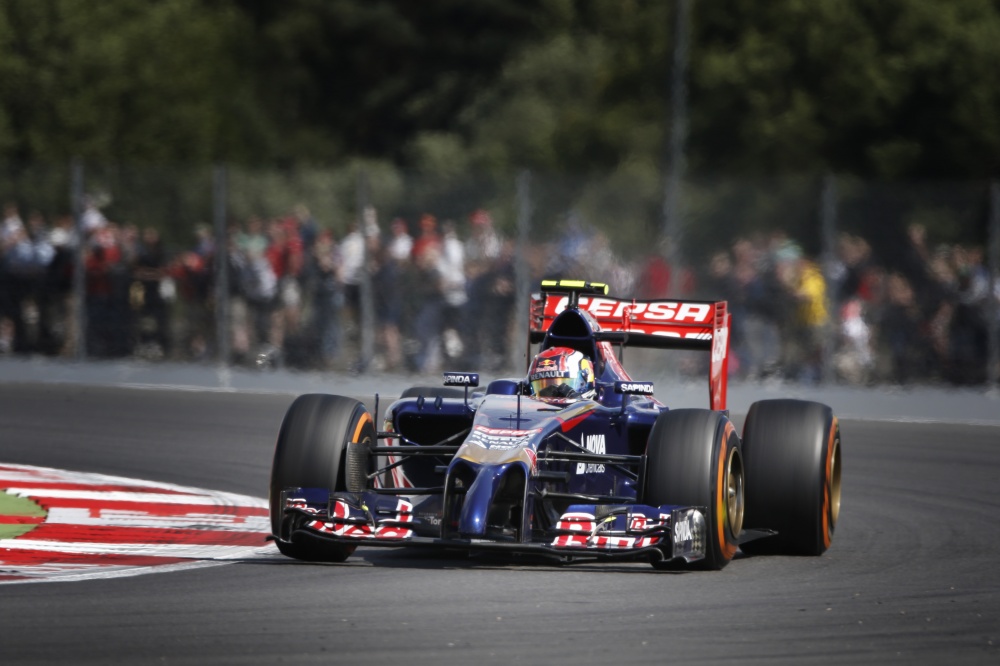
top-left (726, 447), bottom-right (745, 537)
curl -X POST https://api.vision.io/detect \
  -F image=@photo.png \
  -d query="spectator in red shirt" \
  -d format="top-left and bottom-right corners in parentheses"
top-left (411, 213), bottom-right (441, 263)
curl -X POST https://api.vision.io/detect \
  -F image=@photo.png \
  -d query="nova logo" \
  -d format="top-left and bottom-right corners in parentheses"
top-left (576, 434), bottom-right (606, 474)
top-left (583, 434), bottom-right (606, 454)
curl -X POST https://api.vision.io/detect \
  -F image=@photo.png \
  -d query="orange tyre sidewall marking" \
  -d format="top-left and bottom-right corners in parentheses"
top-left (717, 421), bottom-right (737, 561)
top-left (352, 411), bottom-right (373, 444)
top-left (821, 416), bottom-right (838, 549)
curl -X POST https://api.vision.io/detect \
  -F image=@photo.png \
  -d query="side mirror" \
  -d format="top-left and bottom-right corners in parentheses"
top-left (614, 380), bottom-right (654, 415)
top-left (444, 372), bottom-right (480, 411)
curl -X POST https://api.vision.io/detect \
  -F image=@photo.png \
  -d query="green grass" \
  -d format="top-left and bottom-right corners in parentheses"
top-left (0, 491), bottom-right (47, 539)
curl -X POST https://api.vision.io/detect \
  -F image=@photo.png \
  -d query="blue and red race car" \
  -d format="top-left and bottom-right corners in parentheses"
top-left (269, 279), bottom-right (842, 569)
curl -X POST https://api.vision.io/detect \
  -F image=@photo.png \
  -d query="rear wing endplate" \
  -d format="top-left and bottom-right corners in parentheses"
top-left (528, 282), bottom-right (730, 411)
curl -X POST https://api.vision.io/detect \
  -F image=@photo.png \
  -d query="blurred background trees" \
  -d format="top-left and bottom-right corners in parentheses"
top-left (1, 0), bottom-right (999, 179)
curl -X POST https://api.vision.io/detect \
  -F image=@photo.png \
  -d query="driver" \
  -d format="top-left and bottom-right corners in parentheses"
top-left (528, 346), bottom-right (596, 400)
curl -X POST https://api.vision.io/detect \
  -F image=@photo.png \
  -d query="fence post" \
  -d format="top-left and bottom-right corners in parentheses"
top-left (510, 170), bottom-right (533, 373)
top-left (662, 0), bottom-right (692, 287)
top-left (988, 181), bottom-right (1000, 389)
top-left (212, 164), bottom-right (230, 367)
top-left (70, 158), bottom-right (86, 361)
top-left (820, 173), bottom-right (838, 384)
top-left (356, 169), bottom-right (375, 373)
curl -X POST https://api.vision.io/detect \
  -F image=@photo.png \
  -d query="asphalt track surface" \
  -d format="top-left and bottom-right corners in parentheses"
top-left (1, 382), bottom-right (998, 665)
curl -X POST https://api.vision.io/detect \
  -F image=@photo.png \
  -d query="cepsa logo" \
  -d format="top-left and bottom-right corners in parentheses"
top-left (548, 297), bottom-right (713, 325)
top-left (468, 425), bottom-right (542, 451)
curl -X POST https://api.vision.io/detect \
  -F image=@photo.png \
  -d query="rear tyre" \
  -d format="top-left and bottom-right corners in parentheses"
top-left (741, 399), bottom-right (842, 556)
top-left (645, 409), bottom-right (744, 570)
top-left (269, 394), bottom-right (375, 562)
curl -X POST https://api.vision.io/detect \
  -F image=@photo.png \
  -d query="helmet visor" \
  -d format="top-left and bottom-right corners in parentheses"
top-left (531, 374), bottom-right (574, 397)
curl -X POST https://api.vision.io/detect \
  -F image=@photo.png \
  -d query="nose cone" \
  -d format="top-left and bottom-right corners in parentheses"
top-left (457, 464), bottom-right (509, 537)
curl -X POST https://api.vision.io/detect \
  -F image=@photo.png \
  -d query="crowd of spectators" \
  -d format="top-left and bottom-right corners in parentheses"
top-left (673, 225), bottom-right (997, 386)
top-left (1, 203), bottom-right (76, 357)
top-left (488, 216), bottom-right (998, 387)
top-left (1, 195), bottom-right (997, 386)
top-left (221, 204), bottom-right (519, 374)
top-left (826, 224), bottom-right (995, 386)
top-left (0, 199), bottom-right (520, 375)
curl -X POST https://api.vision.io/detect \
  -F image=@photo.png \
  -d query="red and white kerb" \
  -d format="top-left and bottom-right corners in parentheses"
top-left (0, 463), bottom-right (272, 584)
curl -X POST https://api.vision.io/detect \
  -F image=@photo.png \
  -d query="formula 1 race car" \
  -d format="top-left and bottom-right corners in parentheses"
top-left (269, 279), bottom-right (842, 569)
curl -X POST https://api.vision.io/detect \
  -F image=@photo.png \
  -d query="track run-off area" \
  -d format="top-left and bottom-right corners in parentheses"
top-left (0, 381), bottom-right (998, 665)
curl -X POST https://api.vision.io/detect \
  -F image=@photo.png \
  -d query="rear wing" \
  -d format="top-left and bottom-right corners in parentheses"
top-left (528, 280), bottom-right (730, 411)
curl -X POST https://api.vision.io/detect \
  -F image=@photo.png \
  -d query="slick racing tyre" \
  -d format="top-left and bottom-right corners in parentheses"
top-left (645, 409), bottom-right (744, 570)
top-left (269, 394), bottom-right (375, 562)
top-left (740, 399), bottom-right (842, 556)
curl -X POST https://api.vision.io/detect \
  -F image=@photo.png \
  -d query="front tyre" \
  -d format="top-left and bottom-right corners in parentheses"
top-left (645, 409), bottom-right (744, 570)
top-left (269, 394), bottom-right (375, 562)
top-left (741, 399), bottom-right (842, 556)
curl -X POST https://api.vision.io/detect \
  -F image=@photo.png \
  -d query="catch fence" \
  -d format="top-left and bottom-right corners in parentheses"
top-left (1, 161), bottom-right (997, 388)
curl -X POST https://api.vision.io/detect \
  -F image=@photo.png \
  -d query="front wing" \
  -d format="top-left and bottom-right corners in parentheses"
top-left (276, 488), bottom-right (707, 564)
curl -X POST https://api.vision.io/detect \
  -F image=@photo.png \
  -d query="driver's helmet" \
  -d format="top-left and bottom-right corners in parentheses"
top-left (528, 346), bottom-right (596, 400)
